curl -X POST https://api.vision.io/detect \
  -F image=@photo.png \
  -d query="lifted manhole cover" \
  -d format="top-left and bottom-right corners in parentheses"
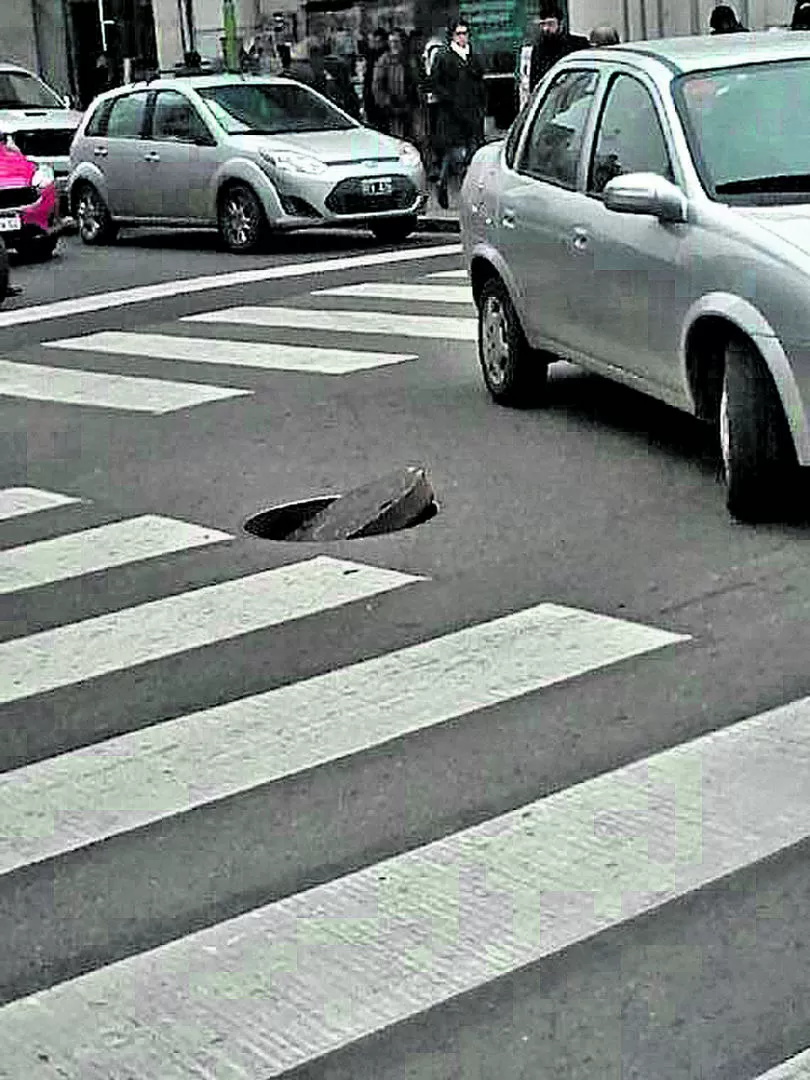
top-left (244, 466), bottom-right (438, 541)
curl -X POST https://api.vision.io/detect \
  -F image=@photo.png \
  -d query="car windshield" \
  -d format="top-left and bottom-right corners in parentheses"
top-left (675, 59), bottom-right (810, 204)
top-left (0, 70), bottom-right (64, 109)
top-left (197, 82), bottom-right (355, 135)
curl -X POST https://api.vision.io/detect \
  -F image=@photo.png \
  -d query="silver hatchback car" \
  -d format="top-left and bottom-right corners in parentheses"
top-left (69, 73), bottom-right (426, 251)
top-left (460, 34), bottom-right (810, 522)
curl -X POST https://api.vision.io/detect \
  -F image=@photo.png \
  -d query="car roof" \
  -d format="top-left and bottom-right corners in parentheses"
top-left (0, 62), bottom-right (36, 74)
top-left (117, 73), bottom-right (295, 94)
top-left (605, 31), bottom-right (810, 75)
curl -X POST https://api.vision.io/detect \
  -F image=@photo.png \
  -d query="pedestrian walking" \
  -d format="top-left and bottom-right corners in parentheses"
top-left (791, 0), bottom-right (810, 27)
top-left (524, 1), bottom-right (589, 99)
top-left (372, 30), bottom-right (418, 139)
top-left (709, 4), bottom-right (748, 32)
top-left (430, 20), bottom-right (485, 209)
top-left (362, 28), bottom-right (389, 129)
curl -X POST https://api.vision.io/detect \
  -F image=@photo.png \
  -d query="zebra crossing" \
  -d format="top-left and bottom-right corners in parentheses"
top-left (1, 485), bottom-right (809, 1077)
top-left (0, 268), bottom-right (476, 412)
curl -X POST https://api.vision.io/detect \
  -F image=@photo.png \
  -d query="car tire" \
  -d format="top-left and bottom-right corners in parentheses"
top-left (370, 215), bottom-right (417, 243)
top-left (720, 336), bottom-right (798, 522)
top-left (74, 183), bottom-right (118, 245)
top-left (0, 237), bottom-right (9, 305)
top-left (218, 183), bottom-right (267, 254)
top-left (477, 276), bottom-right (548, 407)
top-left (15, 235), bottom-right (58, 263)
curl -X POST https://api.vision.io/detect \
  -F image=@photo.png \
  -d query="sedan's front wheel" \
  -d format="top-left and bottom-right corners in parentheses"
top-left (218, 183), bottom-right (267, 254)
top-left (370, 215), bottom-right (417, 243)
top-left (477, 276), bottom-right (548, 407)
top-left (720, 336), bottom-right (798, 522)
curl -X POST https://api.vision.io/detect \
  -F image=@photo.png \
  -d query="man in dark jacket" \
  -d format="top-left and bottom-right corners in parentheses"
top-left (709, 5), bottom-right (748, 32)
top-left (431, 20), bottom-right (485, 209)
top-left (528, 1), bottom-right (589, 94)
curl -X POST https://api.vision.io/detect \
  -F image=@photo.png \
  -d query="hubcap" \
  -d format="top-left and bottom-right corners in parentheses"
top-left (77, 189), bottom-right (101, 240)
top-left (224, 191), bottom-right (258, 249)
top-left (719, 380), bottom-right (731, 478)
top-left (481, 294), bottom-right (510, 388)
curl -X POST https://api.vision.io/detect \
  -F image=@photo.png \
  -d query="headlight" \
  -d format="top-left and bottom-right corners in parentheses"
top-left (32, 164), bottom-right (55, 190)
top-left (397, 142), bottom-right (423, 168)
top-left (259, 149), bottom-right (326, 175)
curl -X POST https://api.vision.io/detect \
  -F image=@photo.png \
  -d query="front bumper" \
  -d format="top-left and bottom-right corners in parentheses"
top-left (0, 184), bottom-right (66, 248)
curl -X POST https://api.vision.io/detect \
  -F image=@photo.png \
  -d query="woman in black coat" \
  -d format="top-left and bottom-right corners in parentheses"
top-left (430, 20), bottom-right (485, 208)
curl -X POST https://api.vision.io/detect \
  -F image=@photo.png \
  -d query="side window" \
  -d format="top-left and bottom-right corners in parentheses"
top-left (106, 93), bottom-right (149, 139)
top-left (85, 99), bottom-right (113, 137)
top-left (589, 75), bottom-right (673, 194)
top-left (152, 90), bottom-right (211, 143)
top-left (517, 70), bottom-right (598, 189)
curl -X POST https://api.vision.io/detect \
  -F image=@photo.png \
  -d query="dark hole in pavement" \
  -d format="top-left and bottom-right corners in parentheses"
top-left (244, 466), bottom-right (438, 541)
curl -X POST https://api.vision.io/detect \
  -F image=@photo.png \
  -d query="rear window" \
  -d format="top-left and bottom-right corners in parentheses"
top-left (106, 93), bottom-right (149, 139)
top-left (0, 70), bottom-right (63, 109)
top-left (85, 99), bottom-right (113, 137)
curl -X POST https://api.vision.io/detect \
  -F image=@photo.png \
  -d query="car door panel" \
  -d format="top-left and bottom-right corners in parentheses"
top-left (142, 90), bottom-right (221, 221)
top-left (101, 91), bottom-right (150, 217)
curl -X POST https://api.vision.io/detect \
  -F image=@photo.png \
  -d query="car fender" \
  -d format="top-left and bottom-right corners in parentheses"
top-left (210, 158), bottom-right (284, 222)
top-left (683, 292), bottom-right (810, 465)
top-left (67, 161), bottom-right (109, 209)
top-left (468, 239), bottom-right (534, 338)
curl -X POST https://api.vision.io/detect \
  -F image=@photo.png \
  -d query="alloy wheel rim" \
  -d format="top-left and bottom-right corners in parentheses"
top-left (224, 192), bottom-right (257, 249)
top-left (78, 190), bottom-right (101, 240)
top-left (719, 381), bottom-right (731, 478)
top-left (482, 295), bottom-right (510, 388)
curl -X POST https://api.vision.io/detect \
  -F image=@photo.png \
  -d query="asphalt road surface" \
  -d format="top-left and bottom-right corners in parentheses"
top-left (1, 230), bottom-right (809, 1080)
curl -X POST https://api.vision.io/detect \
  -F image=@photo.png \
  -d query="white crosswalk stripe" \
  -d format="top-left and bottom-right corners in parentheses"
top-left (754, 1049), bottom-right (810, 1080)
top-left (0, 358), bottom-right (249, 412)
top-left (0, 514), bottom-right (232, 594)
top-left (312, 282), bottom-right (474, 304)
top-left (0, 486), bottom-right (82, 521)
top-left (2, 689), bottom-right (808, 1076)
top-left (0, 604), bottom-right (686, 874)
top-left (184, 305), bottom-right (478, 340)
top-left (425, 268), bottom-right (469, 279)
top-left (46, 331), bottom-right (417, 374)
top-left (0, 555), bottom-right (422, 705)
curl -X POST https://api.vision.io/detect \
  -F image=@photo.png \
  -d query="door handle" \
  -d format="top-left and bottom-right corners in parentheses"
top-left (93, 146), bottom-right (108, 157)
top-left (143, 151), bottom-right (160, 163)
top-left (571, 227), bottom-right (589, 252)
top-left (501, 208), bottom-right (516, 229)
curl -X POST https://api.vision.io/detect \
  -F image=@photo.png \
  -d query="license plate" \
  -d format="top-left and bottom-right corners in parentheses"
top-left (0, 214), bottom-right (21, 232)
top-left (361, 177), bottom-right (393, 197)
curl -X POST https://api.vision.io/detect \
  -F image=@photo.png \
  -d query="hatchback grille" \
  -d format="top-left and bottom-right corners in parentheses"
top-left (325, 176), bottom-right (416, 215)
top-left (0, 186), bottom-right (36, 210)
top-left (11, 130), bottom-right (74, 157)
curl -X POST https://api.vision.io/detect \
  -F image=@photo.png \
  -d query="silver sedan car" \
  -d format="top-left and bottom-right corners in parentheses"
top-left (460, 33), bottom-right (810, 522)
top-left (69, 73), bottom-right (426, 251)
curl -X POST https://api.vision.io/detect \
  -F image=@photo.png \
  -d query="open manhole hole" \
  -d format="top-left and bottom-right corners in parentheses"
top-left (244, 466), bottom-right (438, 541)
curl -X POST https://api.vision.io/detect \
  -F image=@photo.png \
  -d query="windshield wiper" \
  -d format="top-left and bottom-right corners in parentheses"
top-left (716, 174), bottom-right (810, 194)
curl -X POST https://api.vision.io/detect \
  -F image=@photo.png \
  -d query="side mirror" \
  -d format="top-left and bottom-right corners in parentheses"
top-left (603, 172), bottom-right (688, 223)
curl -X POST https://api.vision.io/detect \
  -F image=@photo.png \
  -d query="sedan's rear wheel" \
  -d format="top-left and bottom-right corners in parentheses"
top-left (477, 276), bottom-right (548, 407)
top-left (721, 337), bottom-right (798, 522)
top-left (218, 183), bottom-right (267, 254)
top-left (0, 237), bottom-right (9, 304)
top-left (15, 235), bottom-right (58, 263)
top-left (75, 183), bottom-right (118, 245)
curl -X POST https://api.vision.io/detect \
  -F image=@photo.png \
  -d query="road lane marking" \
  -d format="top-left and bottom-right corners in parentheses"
top-left (753, 1048), bottom-right (810, 1079)
top-left (425, 268), bottom-right (469, 279)
top-left (47, 332), bottom-right (417, 374)
top-left (185, 306), bottom-right (478, 341)
top-left (312, 283), bottom-right (474, 304)
top-left (0, 603), bottom-right (687, 873)
top-left (4, 693), bottom-right (809, 1079)
top-left (0, 487), bottom-right (82, 521)
top-left (0, 359), bottom-right (249, 413)
top-left (0, 515), bottom-right (232, 594)
top-left (0, 244), bottom-right (462, 328)
top-left (0, 555), bottom-right (422, 705)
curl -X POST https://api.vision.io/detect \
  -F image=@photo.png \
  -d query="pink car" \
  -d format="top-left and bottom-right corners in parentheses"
top-left (0, 139), bottom-right (64, 261)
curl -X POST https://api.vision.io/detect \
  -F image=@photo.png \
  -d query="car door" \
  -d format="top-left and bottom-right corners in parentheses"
top-left (141, 89), bottom-right (221, 221)
top-left (496, 68), bottom-right (600, 355)
top-left (101, 91), bottom-right (150, 217)
top-left (572, 72), bottom-right (688, 392)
